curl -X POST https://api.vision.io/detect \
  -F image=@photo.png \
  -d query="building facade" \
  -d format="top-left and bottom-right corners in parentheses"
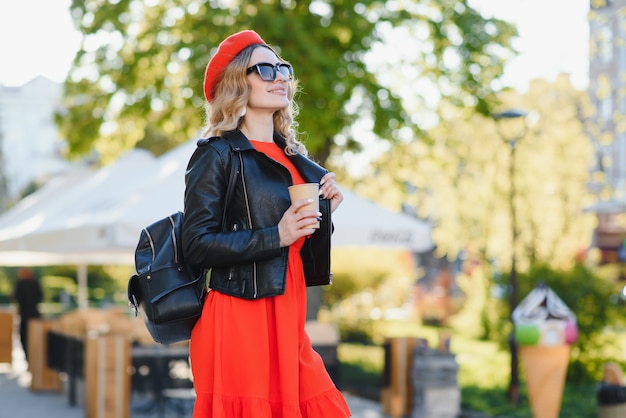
top-left (588, 0), bottom-right (626, 263)
top-left (588, 0), bottom-right (626, 201)
top-left (0, 76), bottom-right (69, 204)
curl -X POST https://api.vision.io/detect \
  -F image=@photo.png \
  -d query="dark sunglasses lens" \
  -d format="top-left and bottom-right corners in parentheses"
top-left (257, 65), bottom-right (275, 81)
top-left (277, 64), bottom-right (292, 78)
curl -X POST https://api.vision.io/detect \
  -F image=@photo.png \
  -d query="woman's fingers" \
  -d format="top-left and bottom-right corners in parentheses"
top-left (278, 199), bottom-right (321, 247)
top-left (319, 173), bottom-right (343, 213)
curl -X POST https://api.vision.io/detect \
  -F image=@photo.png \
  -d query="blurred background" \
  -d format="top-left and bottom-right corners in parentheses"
top-left (0, 1), bottom-right (625, 417)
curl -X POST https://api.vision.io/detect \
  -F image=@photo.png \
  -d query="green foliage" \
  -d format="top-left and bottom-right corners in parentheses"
top-left (452, 333), bottom-right (511, 389)
top-left (495, 263), bottom-right (625, 383)
top-left (0, 266), bottom-right (133, 310)
top-left (357, 77), bottom-right (596, 273)
top-left (340, 78), bottom-right (600, 358)
top-left (40, 275), bottom-right (77, 303)
top-left (337, 342), bottom-right (384, 395)
top-left (322, 248), bottom-right (418, 344)
top-left (325, 248), bottom-right (414, 305)
top-left (60, 0), bottom-right (515, 164)
top-left (448, 266), bottom-right (498, 341)
top-left (0, 268), bottom-right (13, 304)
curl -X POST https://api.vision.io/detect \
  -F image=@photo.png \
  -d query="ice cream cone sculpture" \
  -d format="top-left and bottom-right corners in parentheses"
top-left (512, 283), bottom-right (578, 418)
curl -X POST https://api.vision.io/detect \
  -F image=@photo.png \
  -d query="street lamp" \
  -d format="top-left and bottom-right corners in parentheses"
top-left (492, 108), bottom-right (530, 405)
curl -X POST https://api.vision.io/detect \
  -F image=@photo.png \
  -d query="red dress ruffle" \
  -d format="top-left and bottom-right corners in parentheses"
top-left (189, 140), bottom-right (351, 418)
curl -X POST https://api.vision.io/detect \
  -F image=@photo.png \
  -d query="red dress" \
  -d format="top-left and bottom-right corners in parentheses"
top-left (189, 140), bottom-right (351, 418)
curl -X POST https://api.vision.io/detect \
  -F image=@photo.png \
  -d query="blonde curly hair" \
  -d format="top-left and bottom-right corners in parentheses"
top-left (202, 44), bottom-right (307, 156)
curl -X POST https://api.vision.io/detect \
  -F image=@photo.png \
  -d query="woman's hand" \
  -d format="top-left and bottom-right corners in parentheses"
top-left (278, 199), bottom-right (321, 247)
top-left (319, 172), bottom-right (343, 213)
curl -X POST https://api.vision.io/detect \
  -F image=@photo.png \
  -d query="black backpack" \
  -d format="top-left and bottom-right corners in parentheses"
top-left (128, 211), bottom-right (207, 344)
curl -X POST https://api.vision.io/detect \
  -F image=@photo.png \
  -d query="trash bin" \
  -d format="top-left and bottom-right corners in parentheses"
top-left (597, 383), bottom-right (626, 418)
top-left (411, 346), bottom-right (460, 418)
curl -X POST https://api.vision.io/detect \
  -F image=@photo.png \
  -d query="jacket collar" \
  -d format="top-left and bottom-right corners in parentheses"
top-left (221, 129), bottom-right (255, 151)
top-left (220, 129), bottom-right (291, 153)
top-left (207, 129), bottom-right (327, 183)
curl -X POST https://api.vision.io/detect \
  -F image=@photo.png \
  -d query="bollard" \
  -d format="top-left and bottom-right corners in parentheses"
top-left (0, 311), bottom-right (13, 364)
top-left (84, 333), bottom-right (131, 418)
top-left (28, 318), bottom-right (63, 392)
top-left (380, 337), bottom-right (420, 417)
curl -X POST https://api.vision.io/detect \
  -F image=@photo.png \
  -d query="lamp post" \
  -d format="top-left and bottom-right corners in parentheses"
top-left (492, 108), bottom-right (530, 405)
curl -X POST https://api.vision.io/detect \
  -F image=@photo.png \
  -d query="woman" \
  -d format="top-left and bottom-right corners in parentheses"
top-left (182, 30), bottom-right (352, 418)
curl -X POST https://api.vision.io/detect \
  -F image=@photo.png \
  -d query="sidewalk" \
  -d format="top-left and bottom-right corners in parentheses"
top-left (0, 352), bottom-right (83, 418)
top-left (0, 339), bottom-right (386, 418)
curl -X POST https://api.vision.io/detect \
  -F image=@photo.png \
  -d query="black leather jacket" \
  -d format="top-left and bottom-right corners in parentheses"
top-left (181, 129), bottom-right (333, 300)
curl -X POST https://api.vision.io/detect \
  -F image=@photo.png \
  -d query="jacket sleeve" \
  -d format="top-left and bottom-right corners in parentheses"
top-left (181, 143), bottom-right (281, 269)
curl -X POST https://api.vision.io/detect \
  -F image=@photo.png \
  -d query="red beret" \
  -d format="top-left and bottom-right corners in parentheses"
top-left (203, 30), bottom-right (266, 102)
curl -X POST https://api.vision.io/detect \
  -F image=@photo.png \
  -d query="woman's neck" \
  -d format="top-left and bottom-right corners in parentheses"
top-left (240, 112), bottom-right (274, 142)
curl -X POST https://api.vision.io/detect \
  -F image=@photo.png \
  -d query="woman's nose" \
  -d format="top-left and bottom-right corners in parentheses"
top-left (275, 70), bottom-right (288, 81)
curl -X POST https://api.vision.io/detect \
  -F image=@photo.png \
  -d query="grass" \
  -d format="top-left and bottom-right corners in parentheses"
top-left (459, 383), bottom-right (597, 417)
top-left (337, 343), bottom-right (384, 399)
top-left (336, 329), bottom-right (600, 417)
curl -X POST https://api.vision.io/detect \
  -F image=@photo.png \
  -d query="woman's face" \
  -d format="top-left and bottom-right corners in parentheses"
top-left (245, 46), bottom-right (291, 114)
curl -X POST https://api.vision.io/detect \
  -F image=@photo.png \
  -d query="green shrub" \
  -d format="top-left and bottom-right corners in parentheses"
top-left (324, 248), bottom-right (415, 306)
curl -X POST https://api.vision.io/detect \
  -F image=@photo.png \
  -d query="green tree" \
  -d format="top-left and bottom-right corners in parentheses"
top-left (358, 76), bottom-right (596, 273)
top-left (58, 0), bottom-right (516, 163)
top-left (350, 76), bottom-right (599, 343)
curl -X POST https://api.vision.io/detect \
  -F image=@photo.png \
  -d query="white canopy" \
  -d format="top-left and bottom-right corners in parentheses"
top-left (0, 149), bottom-right (158, 266)
top-left (332, 189), bottom-right (432, 251)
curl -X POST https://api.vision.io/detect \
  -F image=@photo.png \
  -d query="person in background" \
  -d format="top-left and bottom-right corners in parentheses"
top-left (12, 267), bottom-right (43, 361)
top-left (182, 30), bottom-right (351, 417)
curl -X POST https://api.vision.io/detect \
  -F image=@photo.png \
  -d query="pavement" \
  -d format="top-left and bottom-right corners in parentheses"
top-left (0, 337), bottom-right (386, 418)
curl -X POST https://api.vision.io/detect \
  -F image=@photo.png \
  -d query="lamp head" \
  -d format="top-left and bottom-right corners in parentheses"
top-left (492, 108), bottom-right (533, 143)
top-left (492, 109), bottom-right (529, 120)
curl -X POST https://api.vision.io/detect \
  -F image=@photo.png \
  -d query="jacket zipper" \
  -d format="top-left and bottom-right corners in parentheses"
top-left (228, 224), bottom-right (238, 281)
top-left (238, 152), bottom-right (258, 298)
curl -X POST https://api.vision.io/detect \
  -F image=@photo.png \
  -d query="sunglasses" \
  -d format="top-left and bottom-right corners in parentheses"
top-left (246, 62), bottom-right (293, 81)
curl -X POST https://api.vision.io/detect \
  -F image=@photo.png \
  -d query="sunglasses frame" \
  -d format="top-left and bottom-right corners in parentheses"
top-left (246, 62), bottom-right (293, 81)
